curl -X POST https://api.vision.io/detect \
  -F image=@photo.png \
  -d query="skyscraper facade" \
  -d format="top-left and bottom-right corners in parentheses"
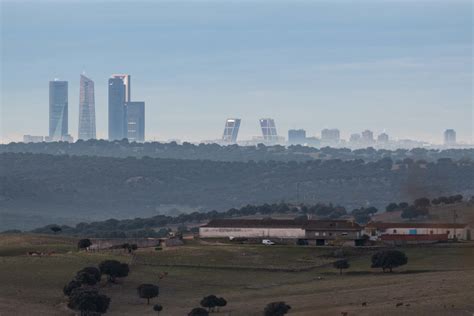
top-left (108, 76), bottom-right (127, 140)
top-left (222, 118), bottom-right (241, 143)
top-left (444, 129), bottom-right (456, 145)
top-left (259, 118), bottom-right (278, 142)
top-left (288, 129), bottom-right (306, 145)
top-left (125, 101), bottom-right (145, 142)
top-left (78, 75), bottom-right (96, 140)
top-left (49, 80), bottom-right (68, 140)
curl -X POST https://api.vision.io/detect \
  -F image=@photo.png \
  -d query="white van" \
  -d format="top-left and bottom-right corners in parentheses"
top-left (262, 239), bottom-right (275, 245)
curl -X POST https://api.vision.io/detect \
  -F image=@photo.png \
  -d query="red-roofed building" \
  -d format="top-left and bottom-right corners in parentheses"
top-left (365, 222), bottom-right (470, 242)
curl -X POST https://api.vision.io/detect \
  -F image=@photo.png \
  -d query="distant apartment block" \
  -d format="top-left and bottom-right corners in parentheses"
top-left (78, 75), bottom-right (96, 140)
top-left (321, 128), bottom-right (340, 145)
top-left (349, 133), bottom-right (361, 144)
top-left (444, 129), bottom-right (456, 146)
top-left (23, 135), bottom-right (44, 143)
top-left (377, 132), bottom-right (389, 143)
top-left (125, 101), bottom-right (145, 142)
top-left (49, 80), bottom-right (68, 141)
top-left (222, 118), bottom-right (241, 143)
top-left (288, 129), bottom-right (306, 145)
top-left (259, 118), bottom-right (279, 143)
top-left (361, 130), bottom-right (374, 144)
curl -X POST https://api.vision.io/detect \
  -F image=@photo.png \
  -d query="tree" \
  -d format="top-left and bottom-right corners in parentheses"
top-left (76, 271), bottom-right (100, 286)
top-left (385, 203), bottom-right (399, 212)
top-left (264, 301), bottom-right (291, 316)
top-left (50, 225), bottom-right (62, 234)
top-left (99, 260), bottom-right (129, 283)
top-left (153, 304), bottom-right (163, 315)
top-left (401, 206), bottom-right (428, 220)
top-left (371, 250), bottom-right (408, 272)
top-left (333, 259), bottom-right (350, 275)
top-left (200, 295), bottom-right (219, 312)
top-left (216, 297), bottom-right (227, 311)
top-left (414, 197), bottom-right (430, 209)
top-left (137, 284), bottom-right (159, 304)
top-left (77, 267), bottom-right (101, 284)
top-left (63, 280), bottom-right (81, 296)
top-left (398, 202), bottom-right (409, 210)
top-left (77, 239), bottom-right (92, 250)
top-left (188, 307), bottom-right (209, 316)
top-left (67, 288), bottom-right (110, 316)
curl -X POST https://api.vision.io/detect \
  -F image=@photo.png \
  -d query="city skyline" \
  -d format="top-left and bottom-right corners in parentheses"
top-left (1, 1), bottom-right (472, 144)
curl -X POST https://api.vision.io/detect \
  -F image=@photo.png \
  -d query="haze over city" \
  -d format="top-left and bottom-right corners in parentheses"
top-left (1, 0), bottom-right (472, 144)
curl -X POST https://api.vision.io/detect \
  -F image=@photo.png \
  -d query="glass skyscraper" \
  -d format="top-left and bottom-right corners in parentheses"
top-left (78, 74), bottom-right (96, 140)
top-left (125, 101), bottom-right (145, 142)
top-left (108, 75), bottom-right (130, 140)
top-left (49, 80), bottom-right (68, 140)
top-left (222, 118), bottom-right (241, 143)
top-left (259, 118), bottom-right (278, 142)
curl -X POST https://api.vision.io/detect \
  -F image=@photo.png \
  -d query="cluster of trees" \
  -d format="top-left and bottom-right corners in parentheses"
top-left (63, 265), bottom-right (115, 316)
top-left (333, 250), bottom-right (408, 275)
top-left (264, 302), bottom-right (292, 316)
top-left (386, 194), bottom-right (464, 212)
top-left (2, 152), bottom-right (472, 230)
top-left (383, 194), bottom-right (464, 220)
top-left (63, 258), bottom-right (166, 315)
top-left (351, 207), bottom-right (378, 224)
top-left (186, 295), bottom-right (227, 315)
top-left (3, 139), bottom-right (473, 162)
top-left (32, 202), bottom-right (348, 237)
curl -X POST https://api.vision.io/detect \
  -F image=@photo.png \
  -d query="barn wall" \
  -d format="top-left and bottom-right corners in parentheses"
top-left (199, 227), bottom-right (306, 239)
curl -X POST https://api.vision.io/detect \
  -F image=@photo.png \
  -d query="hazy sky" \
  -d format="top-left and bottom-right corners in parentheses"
top-left (1, 0), bottom-right (472, 144)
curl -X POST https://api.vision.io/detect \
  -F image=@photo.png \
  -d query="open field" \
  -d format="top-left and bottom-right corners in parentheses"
top-left (1, 235), bottom-right (474, 315)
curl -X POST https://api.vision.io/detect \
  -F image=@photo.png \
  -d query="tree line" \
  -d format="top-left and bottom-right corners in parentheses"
top-left (2, 139), bottom-right (474, 162)
top-left (1, 152), bottom-right (472, 230)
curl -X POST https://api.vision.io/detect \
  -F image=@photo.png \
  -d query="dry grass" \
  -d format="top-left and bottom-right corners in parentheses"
top-left (1, 234), bottom-right (473, 316)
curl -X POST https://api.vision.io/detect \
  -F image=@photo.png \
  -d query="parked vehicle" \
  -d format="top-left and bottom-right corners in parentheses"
top-left (262, 239), bottom-right (275, 245)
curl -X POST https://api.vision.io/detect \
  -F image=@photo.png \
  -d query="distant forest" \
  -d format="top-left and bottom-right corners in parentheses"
top-left (1, 152), bottom-right (473, 230)
top-left (2, 140), bottom-right (474, 162)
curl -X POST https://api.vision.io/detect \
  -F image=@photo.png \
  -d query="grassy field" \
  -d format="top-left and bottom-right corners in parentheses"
top-left (0, 235), bottom-right (474, 316)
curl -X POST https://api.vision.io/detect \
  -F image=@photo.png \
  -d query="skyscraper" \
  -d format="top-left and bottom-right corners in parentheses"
top-left (125, 101), bottom-right (145, 142)
top-left (78, 74), bottom-right (96, 140)
top-left (288, 129), bottom-right (306, 145)
top-left (222, 118), bottom-right (241, 143)
top-left (112, 74), bottom-right (131, 102)
top-left (444, 129), bottom-right (456, 146)
top-left (259, 118), bottom-right (278, 142)
top-left (108, 75), bottom-right (129, 140)
top-left (49, 80), bottom-right (68, 140)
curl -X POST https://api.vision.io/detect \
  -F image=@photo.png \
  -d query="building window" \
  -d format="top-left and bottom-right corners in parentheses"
top-left (430, 230), bottom-right (433, 234)
top-left (329, 232), bottom-right (333, 236)
top-left (393, 229), bottom-right (397, 234)
top-left (342, 232), bottom-right (348, 236)
top-left (315, 232), bottom-right (319, 236)
top-left (323, 232), bottom-right (326, 236)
